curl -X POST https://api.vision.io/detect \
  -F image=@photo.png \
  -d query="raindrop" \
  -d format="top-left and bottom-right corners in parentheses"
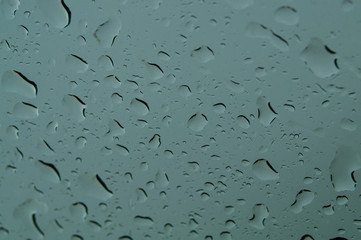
top-left (65, 54), bottom-right (89, 73)
top-left (290, 190), bottom-right (315, 213)
top-left (190, 45), bottom-right (215, 63)
top-left (300, 38), bottom-right (339, 78)
top-left (187, 113), bottom-right (208, 131)
top-left (13, 102), bottom-right (39, 119)
top-left (249, 204), bottom-right (269, 230)
top-left (252, 159), bottom-right (279, 180)
top-left (94, 15), bottom-right (122, 48)
top-left (130, 98), bottom-right (150, 115)
top-left (1, 70), bottom-right (37, 98)
top-left (274, 6), bottom-right (299, 25)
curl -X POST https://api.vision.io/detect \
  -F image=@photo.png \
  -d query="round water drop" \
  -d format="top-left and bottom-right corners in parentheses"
top-left (65, 54), bottom-right (88, 73)
top-left (178, 85), bottom-right (192, 98)
top-left (0, 0), bottom-right (20, 19)
top-left (36, 0), bottom-right (71, 28)
top-left (225, 220), bottom-right (236, 229)
top-left (13, 102), bottom-right (39, 119)
top-left (166, 74), bottom-right (176, 84)
top-left (255, 67), bottom-right (267, 77)
top-left (187, 113), bottom-right (208, 131)
top-left (149, 134), bottom-right (161, 149)
top-left (77, 35), bottom-right (86, 45)
top-left (155, 169), bottom-right (169, 187)
top-left (70, 202), bottom-right (88, 221)
top-left (100, 146), bottom-right (112, 156)
top-left (225, 0), bottom-right (253, 9)
top-left (290, 190), bottom-right (315, 214)
top-left (148, 82), bottom-right (161, 92)
top-left (336, 195), bottom-right (348, 205)
top-left (97, 55), bottom-right (114, 71)
top-left (46, 121), bottom-right (58, 134)
top-left (6, 125), bottom-right (19, 140)
top-left (2, 70), bottom-right (37, 98)
top-left (103, 75), bottom-right (121, 88)
top-left (163, 150), bottom-right (174, 159)
top-left (94, 16), bottom-right (122, 48)
top-left (342, 0), bottom-right (354, 11)
top-left (226, 80), bottom-right (244, 93)
top-left (213, 103), bottom-right (226, 113)
top-left (144, 61), bottom-right (164, 80)
top-left (249, 204), bottom-right (269, 230)
top-left (134, 216), bottom-right (154, 226)
top-left (190, 46), bottom-right (215, 63)
top-left (237, 115), bottom-right (250, 129)
top-left (158, 51), bottom-right (171, 61)
top-left (340, 118), bottom-right (357, 131)
top-left (252, 159), bottom-right (279, 180)
top-left (274, 6), bottom-right (299, 26)
top-left (329, 146), bottom-right (361, 192)
top-left (74, 137), bottom-right (87, 149)
top-left (62, 94), bottom-right (86, 122)
top-left (111, 93), bottom-right (123, 105)
top-left (115, 144), bottom-right (129, 156)
top-left (136, 188), bottom-right (148, 203)
top-left (88, 220), bottom-right (102, 232)
top-left (301, 235), bottom-right (315, 240)
top-left (130, 98), bottom-right (149, 115)
top-left (300, 38), bottom-right (339, 78)
top-left (322, 205), bottom-right (334, 215)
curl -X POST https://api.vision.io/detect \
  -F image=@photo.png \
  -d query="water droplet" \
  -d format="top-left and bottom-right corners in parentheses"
top-left (36, 0), bottom-right (71, 28)
top-left (224, 0), bottom-right (253, 9)
top-left (106, 119), bottom-right (125, 140)
top-left (149, 134), bottom-right (161, 149)
top-left (252, 159), bottom-right (279, 180)
top-left (115, 144), bottom-right (130, 156)
top-left (322, 204), bottom-right (334, 215)
top-left (65, 54), bottom-right (89, 73)
top-left (2, 70), bottom-right (37, 98)
top-left (341, 0), bottom-right (354, 11)
top-left (237, 115), bottom-right (250, 129)
top-left (143, 61), bottom-right (164, 80)
top-left (134, 216), bottom-right (154, 226)
top-left (300, 38), bottom-right (339, 78)
top-left (249, 204), bottom-right (269, 230)
top-left (340, 118), bottom-right (357, 131)
top-left (155, 169), bottom-right (169, 187)
top-left (70, 202), bottom-right (88, 221)
top-left (245, 22), bottom-right (289, 52)
top-left (329, 146), bottom-right (361, 192)
top-left (336, 195), bottom-right (348, 205)
top-left (187, 113), bottom-right (208, 131)
top-left (136, 188), bottom-right (148, 203)
top-left (290, 190), bottom-right (315, 213)
top-left (257, 96), bottom-right (278, 126)
top-left (178, 85), bottom-right (192, 98)
top-left (0, 0), bottom-right (20, 19)
top-left (6, 125), bottom-right (19, 140)
top-left (190, 46), bottom-right (215, 63)
top-left (77, 172), bottom-right (113, 201)
top-left (94, 15), bottom-right (122, 48)
top-left (75, 136), bottom-right (87, 149)
top-left (158, 51), bottom-right (171, 61)
top-left (13, 102), bottom-right (39, 119)
top-left (62, 94), bottom-right (86, 122)
top-left (97, 55), bottom-right (114, 71)
top-left (130, 98), bottom-right (150, 115)
top-left (274, 6), bottom-right (299, 25)
top-left (213, 103), bottom-right (226, 114)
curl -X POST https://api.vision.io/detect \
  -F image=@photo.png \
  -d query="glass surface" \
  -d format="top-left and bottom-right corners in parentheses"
top-left (0, 0), bottom-right (360, 239)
